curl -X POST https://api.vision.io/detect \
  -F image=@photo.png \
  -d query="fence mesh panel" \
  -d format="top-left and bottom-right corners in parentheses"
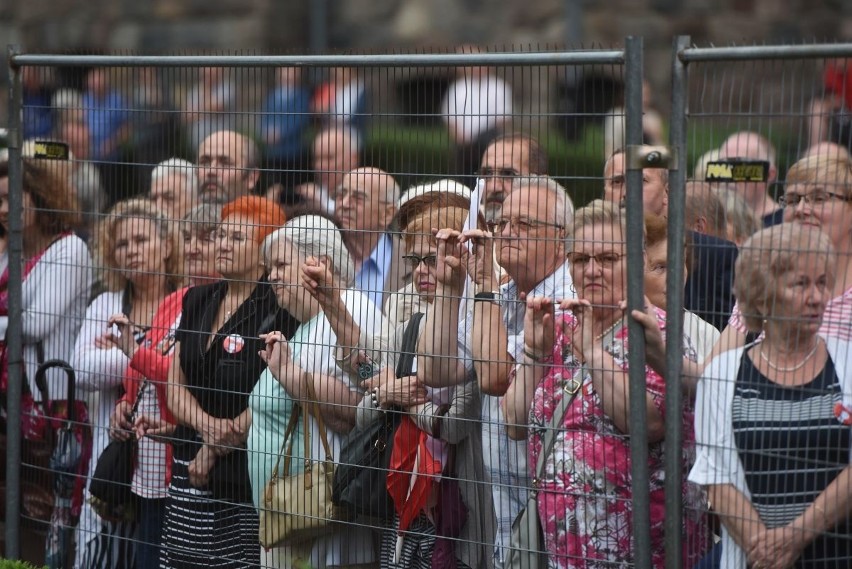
top-left (2, 41), bottom-right (852, 569)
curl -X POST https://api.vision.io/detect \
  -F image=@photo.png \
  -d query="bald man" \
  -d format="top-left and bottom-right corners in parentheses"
top-left (717, 131), bottom-right (782, 226)
top-left (196, 130), bottom-right (260, 204)
top-left (333, 167), bottom-right (409, 309)
top-left (312, 126), bottom-right (361, 214)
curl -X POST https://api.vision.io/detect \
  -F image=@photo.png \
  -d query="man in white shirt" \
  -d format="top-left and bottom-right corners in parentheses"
top-left (418, 175), bottom-right (575, 567)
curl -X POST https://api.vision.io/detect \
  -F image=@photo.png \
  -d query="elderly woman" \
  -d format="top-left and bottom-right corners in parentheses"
top-left (72, 198), bottom-right (182, 569)
top-left (503, 200), bottom-right (706, 568)
top-left (160, 196), bottom-right (299, 569)
top-left (359, 203), bottom-right (495, 568)
top-left (644, 213), bottom-right (720, 361)
top-left (247, 214), bottom-right (387, 568)
top-left (721, 155), bottom-right (852, 349)
top-left (690, 223), bottom-right (852, 569)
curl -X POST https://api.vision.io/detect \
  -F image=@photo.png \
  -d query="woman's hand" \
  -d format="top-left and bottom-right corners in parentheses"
top-left (747, 526), bottom-right (806, 569)
top-left (134, 414), bottom-right (176, 442)
top-left (259, 331), bottom-right (294, 379)
top-left (198, 416), bottom-right (238, 454)
top-left (188, 445), bottom-right (216, 488)
top-left (301, 256), bottom-right (339, 306)
top-left (108, 400), bottom-right (134, 441)
top-left (433, 229), bottom-right (469, 293)
top-left (523, 295), bottom-right (556, 359)
top-left (620, 298), bottom-right (665, 373)
top-left (557, 298), bottom-right (594, 361)
top-left (364, 367), bottom-right (428, 408)
top-left (100, 313), bottom-right (140, 358)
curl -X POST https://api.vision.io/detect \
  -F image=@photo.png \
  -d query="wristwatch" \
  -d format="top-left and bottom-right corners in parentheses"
top-left (473, 291), bottom-right (500, 303)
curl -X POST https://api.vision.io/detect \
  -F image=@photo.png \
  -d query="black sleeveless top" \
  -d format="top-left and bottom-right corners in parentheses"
top-left (173, 278), bottom-right (299, 502)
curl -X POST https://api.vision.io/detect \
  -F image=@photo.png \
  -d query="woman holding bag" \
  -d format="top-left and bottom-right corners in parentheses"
top-left (73, 198), bottom-right (182, 569)
top-left (502, 200), bottom-right (707, 568)
top-left (357, 203), bottom-right (494, 569)
top-left (247, 214), bottom-right (388, 568)
top-left (159, 196), bottom-right (299, 569)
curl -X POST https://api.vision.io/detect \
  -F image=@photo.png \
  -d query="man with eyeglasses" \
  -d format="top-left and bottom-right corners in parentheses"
top-left (602, 146), bottom-right (738, 330)
top-left (717, 131), bottom-right (783, 226)
top-left (332, 167), bottom-right (409, 311)
top-left (417, 175), bottom-right (575, 568)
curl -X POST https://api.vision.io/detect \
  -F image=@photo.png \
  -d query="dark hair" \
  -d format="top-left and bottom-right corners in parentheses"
top-left (0, 161), bottom-right (8, 179)
top-left (489, 133), bottom-right (549, 175)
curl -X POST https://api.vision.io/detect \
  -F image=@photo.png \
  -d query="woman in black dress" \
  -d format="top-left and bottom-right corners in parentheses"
top-left (157, 196), bottom-right (298, 569)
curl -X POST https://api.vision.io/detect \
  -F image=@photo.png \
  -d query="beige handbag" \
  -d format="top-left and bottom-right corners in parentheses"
top-left (259, 374), bottom-right (337, 548)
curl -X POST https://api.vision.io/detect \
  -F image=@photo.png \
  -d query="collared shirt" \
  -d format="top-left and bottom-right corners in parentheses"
top-left (355, 233), bottom-right (393, 309)
top-left (470, 259), bottom-right (576, 565)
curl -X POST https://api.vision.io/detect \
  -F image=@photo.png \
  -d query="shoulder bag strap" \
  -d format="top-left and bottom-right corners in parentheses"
top-left (533, 320), bottom-right (622, 482)
top-left (270, 398), bottom-right (303, 483)
top-left (303, 372), bottom-right (333, 461)
top-left (395, 312), bottom-right (424, 379)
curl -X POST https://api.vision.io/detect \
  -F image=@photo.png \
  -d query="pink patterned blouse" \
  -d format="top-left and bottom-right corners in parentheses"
top-left (526, 309), bottom-right (708, 568)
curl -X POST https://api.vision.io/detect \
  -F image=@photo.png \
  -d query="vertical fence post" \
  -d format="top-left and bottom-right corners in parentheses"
top-left (623, 36), bottom-right (652, 569)
top-left (4, 44), bottom-right (24, 561)
top-left (664, 34), bottom-right (690, 569)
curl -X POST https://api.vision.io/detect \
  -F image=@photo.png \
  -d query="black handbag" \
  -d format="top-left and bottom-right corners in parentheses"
top-left (88, 379), bottom-right (147, 522)
top-left (332, 312), bottom-right (423, 521)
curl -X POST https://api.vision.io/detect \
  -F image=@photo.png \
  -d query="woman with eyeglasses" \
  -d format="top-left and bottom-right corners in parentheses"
top-left (684, 155), bottom-right (852, 374)
top-left (503, 200), bottom-right (707, 568)
top-left (359, 203), bottom-right (495, 569)
top-left (158, 197), bottom-right (299, 569)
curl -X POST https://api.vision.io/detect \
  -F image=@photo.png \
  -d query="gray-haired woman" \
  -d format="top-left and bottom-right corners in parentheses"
top-left (247, 214), bottom-right (390, 568)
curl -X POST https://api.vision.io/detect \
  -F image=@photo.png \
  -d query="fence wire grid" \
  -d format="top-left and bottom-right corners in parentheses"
top-left (1, 38), bottom-right (852, 569)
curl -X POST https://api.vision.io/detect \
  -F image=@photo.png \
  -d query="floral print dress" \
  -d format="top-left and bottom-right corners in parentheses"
top-left (526, 309), bottom-right (707, 568)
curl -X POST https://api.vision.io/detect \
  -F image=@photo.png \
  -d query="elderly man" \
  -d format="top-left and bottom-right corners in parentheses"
top-left (717, 131), bottom-right (782, 226)
top-left (149, 158), bottom-right (198, 222)
top-left (685, 180), bottom-right (728, 240)
top-left (196, 129), bottom-right (259, 204)
top-left (312, 126), bottom-right (361, 214)
top-left (418, 175), bottom-right (575, 568)
top-left (333, 167), bottom-right (407, 310)
top-left (602, 145), bottom-right (738, 330)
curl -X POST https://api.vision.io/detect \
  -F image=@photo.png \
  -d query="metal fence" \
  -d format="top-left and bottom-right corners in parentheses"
top-left (2, 37), bottom-right (852, 569)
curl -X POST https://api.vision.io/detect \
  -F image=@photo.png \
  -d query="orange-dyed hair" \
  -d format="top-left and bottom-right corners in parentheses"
top-left (221, 196), bottom-right (287, 243)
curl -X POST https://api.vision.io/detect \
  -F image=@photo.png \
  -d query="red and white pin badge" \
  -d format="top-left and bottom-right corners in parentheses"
top-left (835, 402), bottom-right (852, 426)
top-left (223, 334), bottom-right (245, 354)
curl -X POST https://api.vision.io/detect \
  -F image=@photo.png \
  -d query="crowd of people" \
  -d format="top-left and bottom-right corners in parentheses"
top-left (1, 58), bottom-right (852, 569)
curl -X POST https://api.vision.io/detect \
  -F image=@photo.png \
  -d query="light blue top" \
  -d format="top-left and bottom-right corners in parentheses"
top-left (354, 233), bottom-right (393, 309)
top-left (247, 314), bottom-right (316, 510)
top-left (246, 289), bottom-right (390, 567)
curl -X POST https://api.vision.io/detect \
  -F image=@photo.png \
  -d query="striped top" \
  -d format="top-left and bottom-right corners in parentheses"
top-left (732, 352), bottom-right (852, 567)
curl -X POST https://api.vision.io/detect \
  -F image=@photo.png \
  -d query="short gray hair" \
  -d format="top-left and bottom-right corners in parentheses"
top-left (151, 158), bottom-right (197, 190)
top-left (511, 175), bottom-right (575, 230)
top-left (262, 215), bottom-right (355, 287)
